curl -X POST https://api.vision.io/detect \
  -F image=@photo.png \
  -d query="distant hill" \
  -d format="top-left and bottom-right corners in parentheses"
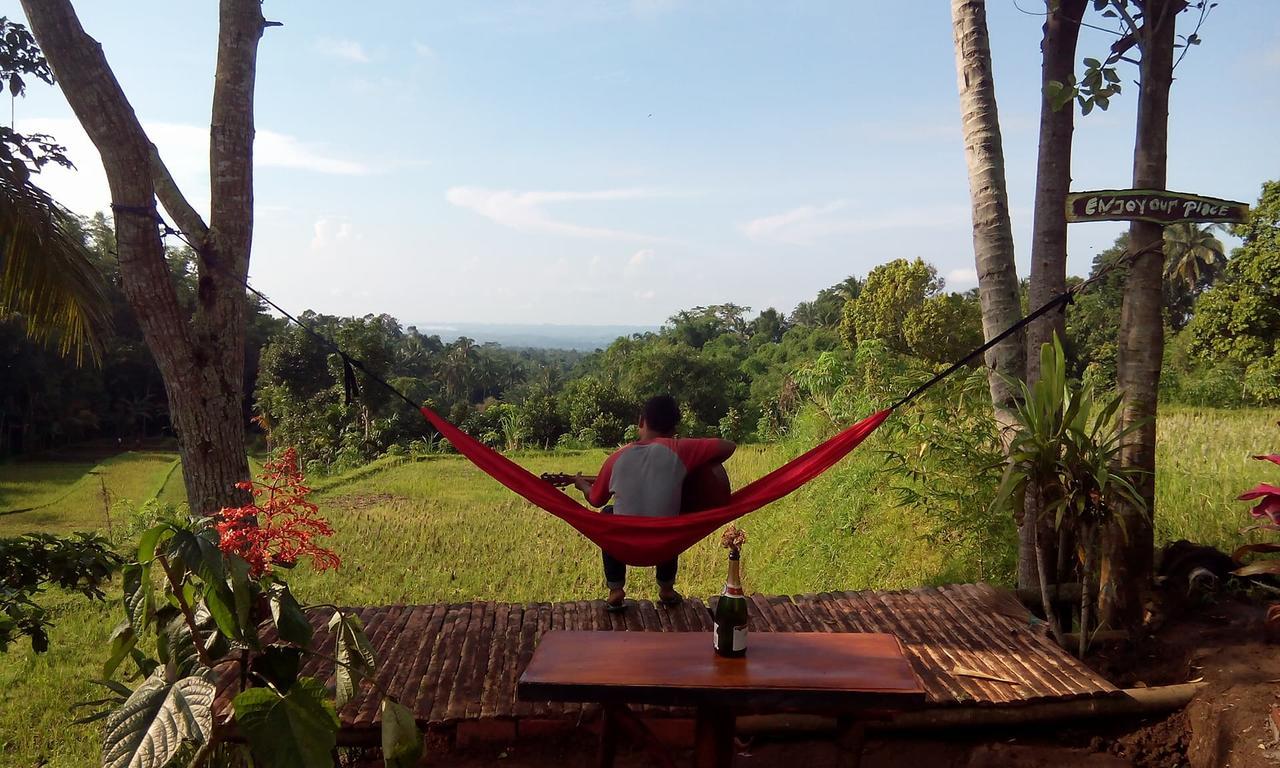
top-left (408, 322), bottom-right (657, 351)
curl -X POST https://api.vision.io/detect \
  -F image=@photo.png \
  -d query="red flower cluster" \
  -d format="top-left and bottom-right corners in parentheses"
top-left (1241, 454), bottom-right (1280, 528)
top-left (216, 448), bottom-right (341, 577)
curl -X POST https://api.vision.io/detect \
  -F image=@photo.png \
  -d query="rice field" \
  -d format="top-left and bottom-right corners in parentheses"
top-left (0, 406), bottom-right (1275, 766)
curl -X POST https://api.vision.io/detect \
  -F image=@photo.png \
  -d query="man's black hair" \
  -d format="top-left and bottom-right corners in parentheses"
top-left (641, 395), bottom-right (681, 435)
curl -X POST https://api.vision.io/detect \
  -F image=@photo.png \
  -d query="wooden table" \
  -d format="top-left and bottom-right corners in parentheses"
top-left (518, 630), bottom-right (925, 768)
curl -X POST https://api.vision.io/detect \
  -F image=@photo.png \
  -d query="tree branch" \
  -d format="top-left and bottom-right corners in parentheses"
top-left (157, 555), bottom-right (217, 669)
top-left (150, 144), bottom-right (209, 248)
top-left (18, 0), bottom-right (195, 367)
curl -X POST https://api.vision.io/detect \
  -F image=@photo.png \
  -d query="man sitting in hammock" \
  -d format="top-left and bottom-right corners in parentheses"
top-left (574, 395), bottom-right (736, 611)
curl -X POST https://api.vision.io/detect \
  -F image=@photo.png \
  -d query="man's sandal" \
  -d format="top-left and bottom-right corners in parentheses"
top-left (658, 591), bottom-right (684, 608)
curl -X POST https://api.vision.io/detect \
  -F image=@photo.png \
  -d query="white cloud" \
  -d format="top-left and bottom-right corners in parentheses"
top-left (742, 200), bottom-right (850, 242)
top-left (316, 38), bottom-right (370, 63)
top-left (14, 118), bottom-right (370, 216)
top-left (624, 248), bottom-right (654, 277)
top-left (412, 41), bottom-right (437, 58)
top-left (445, 186), bottom-right (671, 241)
top-left (634, 289), bottom-right (657, 301)
top-left (256, 129), bottom-right (369, 175)
top-left (946, 268), bottom-right (978, 289)
top-left (310, 217), bottom-right (355, 250)
top-left (742, 199), bottom-right (969, 246)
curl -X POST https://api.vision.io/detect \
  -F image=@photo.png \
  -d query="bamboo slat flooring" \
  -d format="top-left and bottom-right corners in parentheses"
top-left (212, 583), bottom-right (1118, 735)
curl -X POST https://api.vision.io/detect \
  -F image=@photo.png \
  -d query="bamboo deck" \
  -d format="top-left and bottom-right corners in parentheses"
top-left (212, 583), bottom-right (1117, 736)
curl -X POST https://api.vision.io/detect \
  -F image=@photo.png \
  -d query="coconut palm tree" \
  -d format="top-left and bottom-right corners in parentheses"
top-left (0, 165), bottom-right (109, 363)
top-left (0, 17), bottom-right (108, 363)
top-left (1163, 222), bottom-right (1226, 290)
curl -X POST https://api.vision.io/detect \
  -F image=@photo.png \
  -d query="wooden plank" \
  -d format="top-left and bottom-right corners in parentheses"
top-left (519, 631), bottom-right (926, 710)
top-left (511, 603), bottom-right (542, 718)
top-left (533, 603), bottom-right (557, 717)
top-left (893, 589), bottom-right (1013, 705)
top-left (445, 601), bottom-right (489, 721)
top-left (793, 594), bottom-right (842, 633)
top-left (430, 603), bottom-right (476, 723)
top-left (1066, 188), bottom-right (1249, 224)
top-left (939, 584), bottom-right (1084, 696)
top-left (821, 591), bottom-right (871, 633)
top-left (478, 604), bottom-right (512, 721)
top-left (557, 602), bottom-right (582, 720)
top-left (636, 600), bottom-right (663, 633)
top-left (413, 604), bottom-right (462, 719)
top-left (747, 593), bottom-right (782, 632)
top-left (938, 584), bottom-right (1106, 699)
top-left (837, 590), bottom-right (959, 705)
top-left (770, 594), bottom-right (811, 632)
top-left (912, 588), bottom-right (1042, 702)
top-left (498, 603), bottom-right (529, 719)
top-left (687, 597), bottom-right (713, 631)
top-left (868, 590), bottom-right (991, 705)
top-left (373, 604), bottom-right (440, 721)
top-left (355, 605), bottom-right (416, 726)
top-left (396, 604), bottom-right (448, 721)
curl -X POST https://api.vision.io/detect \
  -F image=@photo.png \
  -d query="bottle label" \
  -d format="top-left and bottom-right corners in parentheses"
top-left (713, 623), bottom-right (748, 652)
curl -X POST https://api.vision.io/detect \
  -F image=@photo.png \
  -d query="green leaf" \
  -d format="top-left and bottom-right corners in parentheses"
top-left (103, 621), bottom-right (137, 680)
top-left (201, 578), bottom-right (243, 643)
top-left (234, 677), bottom-right (339, 768)
top-left (381, 698), bottom-right (423, 768)
top-left (250, 644), bottom-right (304, 693)
top-left (270, 583), bottom-right (314, 647)
top-left (100, 671), bottom-right (214, 768)
top-left (122, 563), bottom-right (153, 632)
top-left (330, 611), bottom-right (377, 709)
top-left (228, 554), bottom-right (255, 643)
top-left (1083, 57), bottom-right (1101, 69)
top-left (137, 524), bottom-right (174, 564)
top-left (162, 604), bottom-right (227, 678)
top-left (167, 528), bottom-right (244, 642)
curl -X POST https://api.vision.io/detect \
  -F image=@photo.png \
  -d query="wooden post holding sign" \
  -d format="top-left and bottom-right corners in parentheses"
top-left (1065, 189), bottom-right (1249, 225)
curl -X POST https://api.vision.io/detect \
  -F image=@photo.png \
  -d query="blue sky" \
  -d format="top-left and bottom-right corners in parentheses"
top-left (7, 1), bottom-right (1278, 325)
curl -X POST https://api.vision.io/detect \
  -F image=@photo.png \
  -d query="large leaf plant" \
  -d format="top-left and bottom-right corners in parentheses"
top-left (78, 449), bottom-right (421, 768)
top-left (992, 336), bottom-right (1147, 656)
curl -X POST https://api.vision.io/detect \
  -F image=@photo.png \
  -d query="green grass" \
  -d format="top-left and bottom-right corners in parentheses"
top-left (1, 406), bottom-right (1276, 766)
top-left (0, 452), bottom-right (180, 537)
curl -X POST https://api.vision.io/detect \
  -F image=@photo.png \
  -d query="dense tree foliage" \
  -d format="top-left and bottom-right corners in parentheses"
top-left (1, 213), bottom-right (283, 456)
top-left (6, 179), bottom-right (1276, 466)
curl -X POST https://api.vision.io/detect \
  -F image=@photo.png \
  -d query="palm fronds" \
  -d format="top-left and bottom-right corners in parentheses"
top-left (0, 162), bottom-right (110, 363)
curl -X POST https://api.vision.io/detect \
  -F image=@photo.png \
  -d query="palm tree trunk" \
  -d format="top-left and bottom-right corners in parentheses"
top-left (1105, 0), bottom-right (1178, 631)
top-left (21, 0), bottom-right (265, 514)
top-left (951, 0), bottom-right (1030, 584)
top-left (951, 0), bottom-right (1026, 421)
top-left (1023, 0), bottom-right (1088, 592)
top-left (1079, 521), bottom-right (1096, 658)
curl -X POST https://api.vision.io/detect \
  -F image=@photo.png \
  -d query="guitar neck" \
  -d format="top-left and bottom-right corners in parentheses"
top-left (540, 472), bottom-right (598, 488)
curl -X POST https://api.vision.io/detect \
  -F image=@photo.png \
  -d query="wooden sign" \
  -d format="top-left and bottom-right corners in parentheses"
top-left (1066, 189), bottom-right (1249, 225)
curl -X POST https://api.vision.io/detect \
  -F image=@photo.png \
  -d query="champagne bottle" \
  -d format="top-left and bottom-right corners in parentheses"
top-left (713, 547), bottom-right (748, 657)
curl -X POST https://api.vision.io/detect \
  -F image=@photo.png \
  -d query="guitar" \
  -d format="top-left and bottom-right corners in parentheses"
top-left (540, 472), bottom-right (597, 488)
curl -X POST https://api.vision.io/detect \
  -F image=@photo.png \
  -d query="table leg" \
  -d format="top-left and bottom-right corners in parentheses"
top-left (836, 716), bottom-right (867, 768)
top-left (598, 702), bottom-right (620, 768)
top-left (694, 706), bottom-right (734, 768)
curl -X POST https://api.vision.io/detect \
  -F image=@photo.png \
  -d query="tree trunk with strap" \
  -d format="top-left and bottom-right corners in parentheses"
top-left (20, 0), bottom-right (265, 514)
top-left (1022, 0), bottom-right (1088, 592)
top-left (1105, 0), bottom-right (1178, 631)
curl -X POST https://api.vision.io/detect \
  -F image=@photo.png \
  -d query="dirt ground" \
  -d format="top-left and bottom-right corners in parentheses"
top-left (401, 592), bottom-right (1280, 767)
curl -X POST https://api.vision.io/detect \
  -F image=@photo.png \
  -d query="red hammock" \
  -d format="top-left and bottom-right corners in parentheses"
top-left (419, 406), bottom-right (891, 566)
